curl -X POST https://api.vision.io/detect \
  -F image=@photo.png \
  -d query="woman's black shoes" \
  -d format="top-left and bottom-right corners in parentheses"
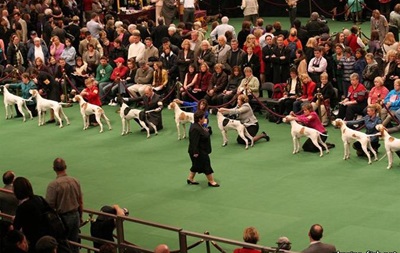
top-left (208, 182), bottom-right (220, 187)
top-left (187, 179), bottom-right (199, 185)
top-left (262, 131), bottom-right (270, 142)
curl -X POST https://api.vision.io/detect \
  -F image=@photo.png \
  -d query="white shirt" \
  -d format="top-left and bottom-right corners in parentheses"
top-left (307, 56), bottom-right (327, 73)
top-left (180, 0), bottom-right (195, 8)
top-left (128, 41), bottom-right (145, 62)
top-left (34, 45), bottom-right (45, 63)
top-left (210, 24), bottom-right (236, 41)
top-left (86, 19), bottom-right (104, 39)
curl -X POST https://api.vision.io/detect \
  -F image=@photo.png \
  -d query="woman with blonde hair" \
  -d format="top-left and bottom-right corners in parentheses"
top-left (196, 40), bottom-right (215, 70)
top-left (383, 49), bottom-right (398, 90)
top-left (177, 39), bottom-right (194, 82)
top-left (304, 37), bottom-right (318, 64)
top-left (382, 32), bottom-right (398, 58)
top-left (243, 34), bottom-right (263, 81)
top-left (368, 76), bottom-right (389, 122)
top-left (370, 9), bottom-right (389, 43)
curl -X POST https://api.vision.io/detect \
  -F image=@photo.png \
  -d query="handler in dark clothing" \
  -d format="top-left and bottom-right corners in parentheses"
top-left (124, 86), bottom-right (164, 131)
top-left (187, 111), bottom-right (219, 187)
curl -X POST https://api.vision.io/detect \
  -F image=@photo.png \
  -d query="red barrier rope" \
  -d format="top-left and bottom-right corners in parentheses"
top-left (260, 0), bottom-right (306, 7)
top-left (310, 0), bottom-right (354, 17)
top-left (0, 69), bottom-right (21, 83)
top-left (181, 85), bottom-right (237, 108)
top-left (382, 103), bottom-right (400, 125)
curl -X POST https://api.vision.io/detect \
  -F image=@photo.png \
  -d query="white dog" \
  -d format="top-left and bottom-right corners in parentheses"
top-left (168, 101), bottom-right (194, 140)
top-left (29, 89), bottom-right (70, 128)
top-left (2, 85), bottom-right (33, 122)
top-left (332, 118), bottom-right (378, 164)
top-left (216, 112), bottom-right (254, 149)
top-left (283, 115), bottom-right (329, 157)
top-left (119, 102), bottom-right (158, 138)
top-left (72, 95), bottom-right (112, 133)
top-left (376, 124), bottom-right (400, 169)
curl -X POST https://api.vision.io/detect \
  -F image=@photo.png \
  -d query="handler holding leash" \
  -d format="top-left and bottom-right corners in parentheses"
top-left (218, 94), bottom-right (270, 145)
top-left (290, 103), bottom-right (335, 152)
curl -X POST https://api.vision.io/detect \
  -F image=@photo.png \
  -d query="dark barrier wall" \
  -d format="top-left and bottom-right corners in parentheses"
top-left (199, 0), bottom-right (399, 18)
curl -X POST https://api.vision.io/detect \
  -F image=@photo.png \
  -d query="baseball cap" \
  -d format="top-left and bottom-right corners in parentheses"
top-left (114, 57), bottom-right (125, 64)
top-left (36, 236), bottom-right (58, 252)
top-left (30, 31), bottom-right (37, 35)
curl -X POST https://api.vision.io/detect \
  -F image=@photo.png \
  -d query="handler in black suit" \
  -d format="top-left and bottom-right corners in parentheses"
top-left (187, 111), bottom-right (219, 187)
top-left (302, 224), bottom-right (336, 253)
top-left (126, 86), bottom-right (164, 131)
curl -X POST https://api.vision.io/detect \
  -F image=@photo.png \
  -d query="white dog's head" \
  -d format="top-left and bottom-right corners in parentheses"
top-left (282, 116), bottom-right (295, 123)
top-left (167, 102), bottom-right (176, 110)
top-left (375, 124), bottom-right (387, 138)
top-left (331, 118), bottom-right (344, 128)
top-left (29, 89), bottom-right (38, 97)
top-left (72, 95), bottom-right (81, 103)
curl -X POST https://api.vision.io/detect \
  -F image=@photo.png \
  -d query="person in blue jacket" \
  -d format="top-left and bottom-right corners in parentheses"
top-left (5, 72), bottom-right (37, 117)
top-left (173, 98), bottom-right (212, 133)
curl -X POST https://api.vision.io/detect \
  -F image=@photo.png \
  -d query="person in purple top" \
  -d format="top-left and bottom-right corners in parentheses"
top-left (290, 103), bottom-right (335, 152)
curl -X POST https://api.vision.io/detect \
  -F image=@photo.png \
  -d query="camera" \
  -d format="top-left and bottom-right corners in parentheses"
top-left (122, 208), bottom-right (129, 216)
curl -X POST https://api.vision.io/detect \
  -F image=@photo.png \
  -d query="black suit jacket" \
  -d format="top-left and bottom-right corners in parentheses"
top-left (302, 241), bottom-right (336, 253)
top-left (188, 122), bottom-right (211, 155)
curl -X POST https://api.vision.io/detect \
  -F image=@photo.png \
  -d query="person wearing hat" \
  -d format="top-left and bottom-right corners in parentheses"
top-left (35, 236), bottom-right (58, 253)
top-left (276, 236), bottom-right (291, 250)
top-left (102, 57), bottom-right (129, 106)
top-left (302, 224), bottom-right (336, 253)
top-left (26, 31), bottom-right (48, 51)
top-left (90, 205), bottom-right (126, 249)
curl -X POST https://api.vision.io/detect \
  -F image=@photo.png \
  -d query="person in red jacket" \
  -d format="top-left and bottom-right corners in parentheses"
top-left (293, 74), bottom-right (316, 113)
top-left (80, 77), bottom-right (102, 125)
top-left (337, 73), bottom-right (368, 120)
top-left (105, 57), bottom-right (129, 106)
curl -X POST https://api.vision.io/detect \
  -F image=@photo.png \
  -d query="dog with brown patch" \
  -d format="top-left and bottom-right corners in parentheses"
top-left (29, 89), bottom-right (70, 128)
top-left (376, 124), bottom-right (400, 169)
top-left (332, 119), bottom-right (378, 164)
top-left (283, 115), bottom-right (329, 157)
top-left (216, 112), bottom-right (254, 150)
top-left (73, 95), bottom-right (112, 133)
top-left (168, 101), bottom-right (194, 140)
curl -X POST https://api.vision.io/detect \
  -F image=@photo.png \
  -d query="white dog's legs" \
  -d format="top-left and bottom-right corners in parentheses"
top-left (148, 122), bottom-right (158, 135)
top-left (59, 108), bottom-right (70, 126)
top-left (53, 109), bottom-right (63, 128)
top-left (23, 102), bottom-right (33, 120)
top-left (387, 151), bottom-right (393, 169)
top-left (360, 142), bottom-right (373, 164)
top-left (95, 114), bottom-right (104, 133)
top-left (236, 128), bottom-right (249, 149)
top-left (292, 137), bottom-right (298, 154)
top-left (176, 123), bottom-right (181, 140)
top-left (16, 102), bottom-right (26, 122)
top-left (243, 129), bottom-right (254, 147)
top-left (221, 130), bottom-right (229, 147)
top-left (182, 123), bottom-right (187, 139)
top-left (138, 120), bottom-right (151, 138)
top-left (309, 137), bottom-right (324, 157)
top-left (82, 115), bottom-right (88, 130)
top-left (102, 114), bottom-right (112, 131)
top-left (343, 142), bottom-right (350, 160)
top-left (121, 118), bottom-right (127, 135)
top-left (318, 137), bottom-right (330, 154)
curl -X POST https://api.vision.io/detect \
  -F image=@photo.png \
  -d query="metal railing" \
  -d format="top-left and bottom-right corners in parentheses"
top-left (0, 196), bottom-right (298, 253)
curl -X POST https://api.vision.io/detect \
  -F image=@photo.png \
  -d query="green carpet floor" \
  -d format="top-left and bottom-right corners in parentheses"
top-left (0, 17), bottom-right (396, 253)
top-left (1, 97), bottom-right (400, 252)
